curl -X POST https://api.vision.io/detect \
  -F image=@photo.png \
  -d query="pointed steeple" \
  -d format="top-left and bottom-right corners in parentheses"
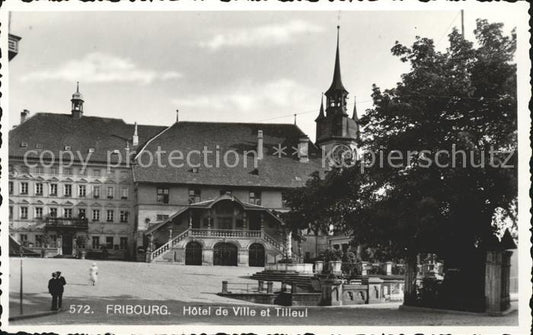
top-left (315, 94), bottom-right (325, 121)
top-left (325, 26), bottom-right (348, 96)
top-left (352, 96), bottom-right (361, 141)
top-left (352, 96), bottom-right (359, 121)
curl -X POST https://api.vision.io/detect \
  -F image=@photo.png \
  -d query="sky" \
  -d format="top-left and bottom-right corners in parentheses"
top-left (8, 9), bottom-right (520, 142)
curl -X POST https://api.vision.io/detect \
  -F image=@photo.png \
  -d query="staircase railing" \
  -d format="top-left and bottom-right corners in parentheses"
top-left (149, 228), bottom-right (190, 261)
top-left (262, 231), bottom-right (284, 254)
top-left (149, 228), bottom-right (286, 262)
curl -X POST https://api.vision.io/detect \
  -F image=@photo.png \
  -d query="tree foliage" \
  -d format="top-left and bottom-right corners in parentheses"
top-left (285, 20), bottom-right (517, 261)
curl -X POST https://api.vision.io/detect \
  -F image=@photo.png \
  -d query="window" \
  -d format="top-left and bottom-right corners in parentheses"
top-left (249, 191), bottom-right (261, 205)
top-left (121, 187), bottom-right (129, 200)
top-left (20, 182), bottom-right (28, 195)
top-left (93, 169), bottom-right (101, 177)
top-left (188, 188), bottom-right (201, 204)
top-left (120, 237), bottom-right (128, 250)
top-left (156, 214), bottom-right (169, 221)
top-left (79, 168), bottom-right (87, 176)
top-left (92, 209), bottom-right (100, 222)
top-left (92, 236), bottom-right (100, 249)
top-left (35, 207), bottom-right (43, 219)
top-left (20, 207), bottom-right (28, 219)
top-left (156, 188), bottom-right (169, 204)
top-left (64, 184), bottom-right (72, 197)
top-left (93, 185), bottom-right (100, 198)
top-left (107, 186), bottom-right (114, 199)
top-left (35, 183), bottom-right (43, 195)
top-left (64, 208), bottom-right (73, 218)
top-left (105, 236), bottom-right (114, 249)
top-left (50, 207), bottom-right (58, 218)
top-left (106, 210), bottom-right (114, 222)
top-left (220, 189), bottom-right (232, 196)
top-left (120, 210), bottom-right (129, 223)
top-left (9, 181), bottom-right (13, 194)
top-left (78, 185), bottom-right (86, 197)
top-left (63, 168), bottom-right (72, 175)
top-left (9, 206), bottom-right (13, 219)
top-left (78, 208), bottom-right (86, 219)
top-left (35, 166), bottom-right (44, 174)
top-left (50, 167), bottom-right (58, 175)
top-left (20, 234), bottom-right (27, 243)
top-left (50, 184), bottom-right (58, 196)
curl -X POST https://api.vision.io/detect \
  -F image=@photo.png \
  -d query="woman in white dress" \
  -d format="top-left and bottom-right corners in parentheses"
top-left (89, 263), bottom-right (98, 286)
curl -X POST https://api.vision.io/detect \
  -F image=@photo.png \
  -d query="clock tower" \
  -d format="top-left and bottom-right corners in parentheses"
top-left (315, 26), bottom-right (360, 157)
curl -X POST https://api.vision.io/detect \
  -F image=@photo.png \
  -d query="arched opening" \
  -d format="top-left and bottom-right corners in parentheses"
top-left (185, 241), bottom-right (202, 265)
top-left (249, 243), bottom-right (265, 267)
top-left (213, 242), bottom-right (238, 266)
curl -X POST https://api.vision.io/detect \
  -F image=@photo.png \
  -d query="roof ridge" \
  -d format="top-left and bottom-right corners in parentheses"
top-left (176, 120), bottom-right (298, 127)
top-left (133, 123), bottom-right (175, 160)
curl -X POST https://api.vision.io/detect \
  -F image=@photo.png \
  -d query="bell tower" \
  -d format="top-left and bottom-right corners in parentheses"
top-left (71, 81), bottom-right (84, 119)
top-left (315, 26), bottom-right (359, 153)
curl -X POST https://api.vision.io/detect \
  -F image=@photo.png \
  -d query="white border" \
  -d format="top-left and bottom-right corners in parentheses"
top-left (1, 1), bottom-right (530, 334)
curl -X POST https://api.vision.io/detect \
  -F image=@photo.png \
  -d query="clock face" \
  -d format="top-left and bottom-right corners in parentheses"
top-left (330, 144), bottom-right (356, 168)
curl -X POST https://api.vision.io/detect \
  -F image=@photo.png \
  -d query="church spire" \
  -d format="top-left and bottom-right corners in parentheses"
top-left (315, 93), bottom-right (325, 121)
top-left (325, 25), bottom-right (348, 97)
top-left (324, 26), bottom-right (348, 116)
top-left (352, 96), bottom-right (360, 141)
top-left (352, 96), bottom-right (359, 121)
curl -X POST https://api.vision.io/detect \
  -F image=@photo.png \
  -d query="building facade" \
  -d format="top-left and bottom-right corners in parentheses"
top-left (8, 27), bottom-right (360, 266)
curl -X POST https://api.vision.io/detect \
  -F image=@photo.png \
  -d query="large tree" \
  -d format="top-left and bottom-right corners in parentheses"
top-left (285, 19), bottom-right (517, 282)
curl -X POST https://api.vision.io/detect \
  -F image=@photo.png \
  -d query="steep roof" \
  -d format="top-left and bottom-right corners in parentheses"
top-left (9, 113), bottom-right (166, 164)
top-left (145, 194), bottom-right (285, 234)
top-left (325, 26), bottom-right (348, 97)
top-left (133, 121), bottom-right (326, 188)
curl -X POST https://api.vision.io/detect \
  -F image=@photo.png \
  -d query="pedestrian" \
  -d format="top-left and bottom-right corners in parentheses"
top-left (55, 271), bottom-right (66, 310)
top-left (48, 272), bottom-right (60, 311)
top-left (89, 263), bottom-right (98, 286)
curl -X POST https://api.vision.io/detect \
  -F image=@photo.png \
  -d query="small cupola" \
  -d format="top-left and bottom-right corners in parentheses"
top-left (71, 81), bottom-right (84, 119)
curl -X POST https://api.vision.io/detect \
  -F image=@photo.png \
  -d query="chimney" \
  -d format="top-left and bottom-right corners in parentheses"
top-left (20, 109), bottom-right (29, 124)
top-left (257, 130), bottom-right (264, 160)
top-left (298, 137), bottom-right (309, 163)
top-left (176, 109), bottom-right (179, 123)
top-left (132, 122), bottom-right (139, 146)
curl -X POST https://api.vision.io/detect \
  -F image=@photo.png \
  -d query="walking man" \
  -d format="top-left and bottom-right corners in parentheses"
top-left (55, 271), bottom-right (66, 310)
top-left (48, 272), bottom-right (60, 311)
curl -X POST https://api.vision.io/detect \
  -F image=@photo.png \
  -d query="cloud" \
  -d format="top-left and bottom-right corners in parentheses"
top-left (20, 52), bottom-right (182, 84)
top-left (200, 20), bottom-right (324, 51)
top-left (172, 78), bottom-right (317, 121)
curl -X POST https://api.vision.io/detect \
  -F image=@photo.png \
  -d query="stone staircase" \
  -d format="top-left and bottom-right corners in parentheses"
top-left (148, 228), bottom-right (285, 263)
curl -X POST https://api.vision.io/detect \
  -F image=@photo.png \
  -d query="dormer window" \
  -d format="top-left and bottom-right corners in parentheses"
top-left (36, 143), bottom-right (43, 149)
top-left (20, 142), bottom-right (28, 148)
top-left (189, 167), bottom-right (199, 173)
top-left (64, 145), bottom-right (71, 151)
top-left (88, 148), bottom-right (95, 153)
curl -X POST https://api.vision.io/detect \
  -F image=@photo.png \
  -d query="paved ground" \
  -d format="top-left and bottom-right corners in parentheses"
top-left (8, 258), bottom-right (518, 326)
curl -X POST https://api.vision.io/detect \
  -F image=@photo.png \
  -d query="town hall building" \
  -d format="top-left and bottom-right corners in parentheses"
top-left (8, 27), bottom-right (360, 266)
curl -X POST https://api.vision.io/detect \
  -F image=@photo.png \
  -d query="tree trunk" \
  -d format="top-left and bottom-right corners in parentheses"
top-left (403, 252), bottom-right (418, 306)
